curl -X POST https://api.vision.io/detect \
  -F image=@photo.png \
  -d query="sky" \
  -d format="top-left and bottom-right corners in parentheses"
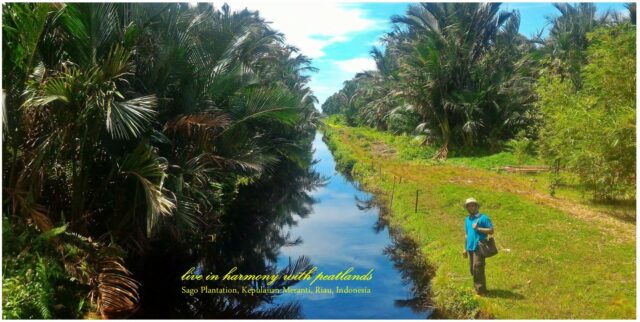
top-left (224, 1), bottom-right (628, 109)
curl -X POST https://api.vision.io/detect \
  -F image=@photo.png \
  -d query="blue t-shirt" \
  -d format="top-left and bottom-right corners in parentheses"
top-left (465, 213), bottom-right (493, 251)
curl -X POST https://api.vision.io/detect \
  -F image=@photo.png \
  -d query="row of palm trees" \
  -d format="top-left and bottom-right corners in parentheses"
top-left (322, 3), bottom-right (634, 157)
top-left (3, 3), bottom-right (319, 318)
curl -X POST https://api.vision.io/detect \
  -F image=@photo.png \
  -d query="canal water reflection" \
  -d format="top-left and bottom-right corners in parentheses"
top-left (266, 133), bottom-right (433, 318)
top-left (134, 132), bottom-right (433, 318)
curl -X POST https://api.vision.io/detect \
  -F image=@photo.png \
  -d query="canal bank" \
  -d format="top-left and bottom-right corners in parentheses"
top-left (320, 122), bottom-right (636, 319)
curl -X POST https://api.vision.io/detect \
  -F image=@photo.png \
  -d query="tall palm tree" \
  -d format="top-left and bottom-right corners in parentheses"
top-left (390, 3), bottom-right (534, 156)
top-left (355, 47), bottom-right (403, 131)
top-left (542, 3), bottom-right (608, 87)
top-left (541, 2), bottom-right (632, 89)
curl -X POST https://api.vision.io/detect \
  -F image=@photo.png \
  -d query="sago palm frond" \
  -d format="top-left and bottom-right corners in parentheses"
top-left (89, 256), bottom-right (140, 319)
top-left (164, 111), bottom-right (230, 138)
top-left (106, 95), bottom-right (157, 140)
top-left (22, 65), bottom-right (82, 108)
top-left (228, 87), bottom-right (301, 126)
top-left (173, 197), bottom-right (202, 235)
top-left (2, 3), bottom-right (54, 81)
top-left (101, 44), bottom-right (133, 81)
top-left (119, 144), bottom-right (176, 237)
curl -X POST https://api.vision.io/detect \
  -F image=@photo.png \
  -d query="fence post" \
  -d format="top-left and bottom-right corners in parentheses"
top-left (390, 176), bottom-right (397, 207)
top-left (549, 159), bottom-right (560, 197)
top-left (415, 190), bottom-right (420, 213)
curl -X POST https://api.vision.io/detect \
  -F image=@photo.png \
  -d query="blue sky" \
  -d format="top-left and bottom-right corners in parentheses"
top-left (226, 2), bottom-right (628, 108)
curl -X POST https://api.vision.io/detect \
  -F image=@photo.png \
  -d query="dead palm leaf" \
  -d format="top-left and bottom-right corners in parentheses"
top-left (164, 111), bottom-right (230, 137)
top-left (89, 256), bottom-right (141, 319)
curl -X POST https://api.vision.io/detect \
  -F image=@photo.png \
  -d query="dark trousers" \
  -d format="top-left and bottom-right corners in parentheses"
top-left (468, 250), bottom-right (487, 294)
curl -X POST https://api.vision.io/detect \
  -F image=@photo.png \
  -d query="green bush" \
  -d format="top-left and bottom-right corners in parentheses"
top-left (433, 283), bottom-right (481, 318)
top-left (386, 105), bottom-right (421, 134)
top-left (537, 23), bottom-right (636, 200)
top-left (506, 131), bottom-right (536, 165)
top-left (2, 219), bottom-right (88, 318)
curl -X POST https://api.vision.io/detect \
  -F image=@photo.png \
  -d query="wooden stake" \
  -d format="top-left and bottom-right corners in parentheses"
top-left (390, 176), bottom-right (397, 207)
top-left (415, 190), bottom-right (420, 213)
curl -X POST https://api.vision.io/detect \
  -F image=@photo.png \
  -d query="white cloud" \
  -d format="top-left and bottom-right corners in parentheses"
top-left (308, 81), bottom-right (342, 106)
top-left (334, 57), bottom-right (377, 74)
top-left (307, 58), bottom-right (377, 107)
top-left (369, 38), bottom-right (385, 47)
top-left (225, 1), bottom-right (383, 58)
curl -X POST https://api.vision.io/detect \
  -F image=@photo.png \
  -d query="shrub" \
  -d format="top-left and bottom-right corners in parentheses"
top-left (537, 23), bottom-right (636, 200)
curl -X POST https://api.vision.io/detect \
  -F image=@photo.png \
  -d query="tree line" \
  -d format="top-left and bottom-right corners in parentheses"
top-left (322, 2), bottom-right (635, 201)
top-left (2, 3), bottom-right (319, 318)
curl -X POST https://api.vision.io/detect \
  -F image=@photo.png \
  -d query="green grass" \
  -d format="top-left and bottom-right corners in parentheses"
top-left (320, 120), bottom-right (636, 319)
top-left (446, 151), bottom-right (542, 170)
top-left (322, 117), bottom-right (635, 220)
top-left (323, 115), bottom-right (541, 169)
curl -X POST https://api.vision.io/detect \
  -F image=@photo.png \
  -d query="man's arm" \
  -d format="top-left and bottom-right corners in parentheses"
top-left (475, 216), bottom-right (494, 234)
top-left (463, 233), bottom-right (468, 257)
top-left (476, 227), bottom-right (494, 234)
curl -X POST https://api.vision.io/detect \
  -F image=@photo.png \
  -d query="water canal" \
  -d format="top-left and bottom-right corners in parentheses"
top-left (264, 133), bottom-right (433, 318)
top-left (136, 132), bottom-right (433, 318)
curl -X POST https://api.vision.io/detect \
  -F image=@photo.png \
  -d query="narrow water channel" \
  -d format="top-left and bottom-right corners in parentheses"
top-left (266, 132), bottom-right (433, 318)
top-left (136, 132), bottom-right (433, 319)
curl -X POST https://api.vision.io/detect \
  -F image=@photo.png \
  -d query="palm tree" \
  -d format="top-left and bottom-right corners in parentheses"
top-left (355, 47), bottom-right (403, 131)
top-left (626, 3), bottom-right (636, 25)
top-left (541, 3), bottom-right (633, 88)
top-left (542, 3), bottom-right (606, 87)
top-left (321, 79), bottom-right (364, 126)
top-left (3, 3), bottom-right (318, 318)
top-left (390, 3), bottom-right (534, 156)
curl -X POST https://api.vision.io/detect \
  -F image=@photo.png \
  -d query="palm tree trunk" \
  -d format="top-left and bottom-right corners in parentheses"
top-left (433, 117), bottom-right (450, 160)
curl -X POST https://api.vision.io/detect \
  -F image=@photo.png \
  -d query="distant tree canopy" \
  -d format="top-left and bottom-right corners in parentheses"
top-left (324, 3), bottom-right (540, 150)
top-left (322, 2), bottom-right (635, 200)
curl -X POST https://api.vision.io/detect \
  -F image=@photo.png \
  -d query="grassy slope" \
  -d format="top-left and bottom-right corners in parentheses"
top-left (321, 120), bottom-right (635, 319)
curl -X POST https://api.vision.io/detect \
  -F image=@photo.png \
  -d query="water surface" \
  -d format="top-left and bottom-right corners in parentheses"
top-left (136, 132), bottom-right (432, 319)
top-left (268, 133), bottom-right (432, 319)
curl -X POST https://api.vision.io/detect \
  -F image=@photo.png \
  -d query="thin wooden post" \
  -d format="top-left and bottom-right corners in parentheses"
top-left (415, 190), bottom-right (420, 213)
top-left (549, 159), bottom-right (560, 197)
top-left (390, 176), bottom-right (397, 207)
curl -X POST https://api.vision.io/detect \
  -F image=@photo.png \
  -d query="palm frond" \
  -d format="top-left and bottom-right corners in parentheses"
top-left (106, 95), bottom-right (157, 140)
top-left (101, 44), bottom-right (133, 81)
top-left (228, 87), bottom-right (301, 126)
top-left (164, 111), bottom-right (230, 137)
top-left (174, 197), bottom-right (202, 234)
top-left (119, 144), bottom-right (175, 237)
top-left (89, 256), bottom-right (140, 319)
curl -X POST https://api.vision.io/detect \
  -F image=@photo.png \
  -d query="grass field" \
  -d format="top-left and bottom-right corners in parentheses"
top-left (321, 119), bottom-right (636, 318)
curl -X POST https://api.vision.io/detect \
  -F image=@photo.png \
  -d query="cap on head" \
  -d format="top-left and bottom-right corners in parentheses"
top-left (464, 197), bottom-right (479, 207)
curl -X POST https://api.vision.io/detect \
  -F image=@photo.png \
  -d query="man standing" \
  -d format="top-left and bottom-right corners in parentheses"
top-left (462, 197), bottom-right (494, 295)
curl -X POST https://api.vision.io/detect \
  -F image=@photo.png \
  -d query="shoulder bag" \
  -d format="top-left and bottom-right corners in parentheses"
top-left (475, 216), bottom-right (498, 257)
